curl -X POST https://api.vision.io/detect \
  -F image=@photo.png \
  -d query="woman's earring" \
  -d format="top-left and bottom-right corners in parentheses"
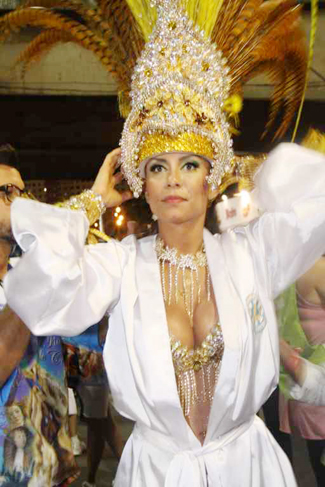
top-left (152, 213), bottom-right (158, 221)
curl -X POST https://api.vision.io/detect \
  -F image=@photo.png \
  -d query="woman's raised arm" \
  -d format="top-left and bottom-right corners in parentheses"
top-left (249, 143), bottom-right (325, 298)
top-left (3, 149), bottom-right (133, 337)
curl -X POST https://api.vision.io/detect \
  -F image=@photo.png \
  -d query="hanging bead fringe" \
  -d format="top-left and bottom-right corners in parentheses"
top-left (156, 237), bottom-right (211, 321)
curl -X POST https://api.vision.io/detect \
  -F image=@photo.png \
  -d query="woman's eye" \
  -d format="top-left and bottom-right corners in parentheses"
top-left (183, 161), bottom-right (199, 170)
top-left (149, 163), bottom-right (165, 173)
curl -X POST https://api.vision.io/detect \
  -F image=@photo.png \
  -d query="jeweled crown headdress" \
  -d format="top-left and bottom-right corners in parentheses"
top-left (120, 0), bottom-right (234, 197)
top-left (1, 0), bottom-right (308, 197)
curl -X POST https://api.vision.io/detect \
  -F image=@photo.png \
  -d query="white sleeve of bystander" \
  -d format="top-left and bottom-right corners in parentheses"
top-left (286, 358), bottom-right (325, 406)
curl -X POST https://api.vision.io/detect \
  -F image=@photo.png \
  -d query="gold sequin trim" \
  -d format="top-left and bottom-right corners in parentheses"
top-left (139, 131), bottom-right (215, 164)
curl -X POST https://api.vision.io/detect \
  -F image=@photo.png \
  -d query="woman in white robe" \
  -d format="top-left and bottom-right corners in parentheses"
top-left (3, 142), bottom-right (325, 487)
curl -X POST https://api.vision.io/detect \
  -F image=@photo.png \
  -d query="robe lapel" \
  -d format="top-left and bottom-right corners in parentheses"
top-left (135, 236), bottom-right (198, 447)
top-left (203, 229), bottom-right (250, 441)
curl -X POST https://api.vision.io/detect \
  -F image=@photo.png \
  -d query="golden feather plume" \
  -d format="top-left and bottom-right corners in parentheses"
top-left (13, 29), bottom-right (73, 73)
top-left (212, 0), bottom-right (262, 50)
top-left (96, 0), bottom-right (146, 112)
top-left (125, 0), bottom-right (224, 40)
top-left (125, 0), bottom-right (308, 138)
top-left (100, 0), bottom-right (144, 63)
top-left (218, 153), bottom-right (267, 194)
top-left (184, 0), bottom-right (223, 38)
top-left (291, 0), bottom-right (319, 141)
top-left (301, 129), bottom-right (325, 153)
top-left (213, 0), bottom-right (262, 53)
top-left (213, 0), bottom-right (307, 139)
top-left (18, 0), bottom-right (107, 36)
top-left (0, 5), bottom-right (130, 89)
top-left (0, 0), bottom-right (309, 140)
top-left (124, 0), bottom-right (156, 41)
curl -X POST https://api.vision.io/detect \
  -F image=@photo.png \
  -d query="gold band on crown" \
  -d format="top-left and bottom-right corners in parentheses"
top-left (138, 131), bottom-right (215, 165)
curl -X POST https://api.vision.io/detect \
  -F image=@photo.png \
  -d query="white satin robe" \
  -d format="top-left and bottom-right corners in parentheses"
top-left (4, 143), bottom-right (325, 487)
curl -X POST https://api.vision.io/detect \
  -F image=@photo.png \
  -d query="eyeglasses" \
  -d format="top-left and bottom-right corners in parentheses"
top-left (0, 184), bottom-right (26, 203)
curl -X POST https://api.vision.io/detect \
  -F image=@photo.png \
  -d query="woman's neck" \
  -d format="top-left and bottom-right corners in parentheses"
top-left (157, 218), bottom-right (205, 255)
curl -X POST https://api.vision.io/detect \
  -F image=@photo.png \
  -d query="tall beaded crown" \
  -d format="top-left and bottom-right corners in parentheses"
top-left (120, 0), bottom-right (234, 197)
top-left (120, 0), bottom-right (307, 197)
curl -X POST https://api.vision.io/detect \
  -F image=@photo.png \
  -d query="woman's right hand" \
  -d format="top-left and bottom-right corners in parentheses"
top-left (92, 149), bottom-right (133, 208)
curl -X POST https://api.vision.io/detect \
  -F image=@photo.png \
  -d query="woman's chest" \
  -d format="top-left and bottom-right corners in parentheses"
top-left (166, 298), bottom-right (218, 349)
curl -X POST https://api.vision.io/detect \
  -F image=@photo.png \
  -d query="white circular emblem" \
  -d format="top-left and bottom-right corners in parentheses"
top-left (246, 294), bottom-right (266, 333)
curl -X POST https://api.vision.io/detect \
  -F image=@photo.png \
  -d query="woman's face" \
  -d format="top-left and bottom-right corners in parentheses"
top-left (145, 152), bottom-right (214, 225)
top-left (13, 429), bottom-right (27, 449)
top-left (7, 406), bottom-right (24, 429)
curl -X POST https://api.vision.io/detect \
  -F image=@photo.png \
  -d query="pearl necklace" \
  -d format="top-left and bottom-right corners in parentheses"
top-left (155, 236), bottom-right (211, 321)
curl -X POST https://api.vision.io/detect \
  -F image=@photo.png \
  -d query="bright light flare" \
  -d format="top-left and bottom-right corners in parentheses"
top-left (240, 190), bottom-right (251, 206)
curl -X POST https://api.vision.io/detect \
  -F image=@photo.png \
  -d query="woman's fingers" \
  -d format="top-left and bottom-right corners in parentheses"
top-left (121, 190), bottom-right (133, 203)
top-left (92, 148), bottom-right (132, 208)
top-left (113, 172), bottom-right (124, 185)
top-left (104, 148), bottom-right (121, 171)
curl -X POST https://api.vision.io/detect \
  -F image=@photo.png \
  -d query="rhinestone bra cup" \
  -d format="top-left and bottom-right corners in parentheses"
top-left (170, 323), bottom-right (224, 418)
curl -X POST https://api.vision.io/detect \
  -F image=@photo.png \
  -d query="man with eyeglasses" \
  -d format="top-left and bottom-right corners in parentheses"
top-left (0, 146), bottom-right (28, 376)
top-left (0, 151), bottom-right (25, 248)
top-left (0, 145), bottom-right (80, 487)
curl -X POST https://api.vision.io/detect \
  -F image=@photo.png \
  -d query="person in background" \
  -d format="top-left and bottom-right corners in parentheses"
top-left (278, 256), bottom-right (325, 487)
top-left (64, 318), bottom-right (123, 487)
top-left (0, 145), bottom-right (79, 486)
top-left (68, 388), bottom-right (86, 456)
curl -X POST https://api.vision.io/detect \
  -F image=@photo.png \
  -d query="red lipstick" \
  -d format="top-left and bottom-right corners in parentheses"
top-left (163, 196), bottom-right (186, 203)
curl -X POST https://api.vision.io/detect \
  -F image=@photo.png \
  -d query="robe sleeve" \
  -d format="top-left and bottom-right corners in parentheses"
top-left (250, 143), bottom-right (325, 298)
top-left (285, 359), bottom-right (325, 406)
top-left (3, 199), bottom-right (128, 337)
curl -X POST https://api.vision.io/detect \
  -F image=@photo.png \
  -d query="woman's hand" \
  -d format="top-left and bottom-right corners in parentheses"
top-left (92, 149), bottom-right (133, 208)
top-left (280, 338), bottom-right (306, 386)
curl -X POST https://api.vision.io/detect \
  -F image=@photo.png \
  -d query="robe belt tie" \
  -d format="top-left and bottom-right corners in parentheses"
top-left (134, 416), bottom-right (255, 487)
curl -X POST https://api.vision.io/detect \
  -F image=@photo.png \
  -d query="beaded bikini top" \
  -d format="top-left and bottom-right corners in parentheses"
top-left (170, 323), bottom-right (224, 419)
top-left (170, 323), bottom-right (224, 376)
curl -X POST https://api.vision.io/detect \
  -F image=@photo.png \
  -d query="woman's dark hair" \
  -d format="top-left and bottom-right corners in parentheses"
top-left (0, 144), bottom-right (19, 168)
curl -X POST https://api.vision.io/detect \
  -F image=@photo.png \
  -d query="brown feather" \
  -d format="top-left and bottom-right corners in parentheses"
top-left (20, 0), bottom-right (105, 31)
top-left (13, 29), bottom-right (73, 76)
top-left (19, 0), bottom-right (130, 71)
top-left (14, 28), bottom-right (73, 66)
top-left (220, 0), bottom-right (264, 56)
top-left (1, 0), bottom-right (308, 134)
top-left (212, 0), bottom-right (263, 50)
top-left (100, 1), bottom-right (144, 68)
top-left (0, 8), bottom-right (129, 88)
top-left (216, 0), bottom-right (307, 138)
